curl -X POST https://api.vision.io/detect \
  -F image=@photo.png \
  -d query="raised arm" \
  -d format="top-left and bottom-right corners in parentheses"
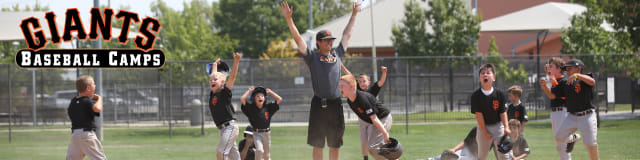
top-left (340, 2), bottom-right (361, 51)
top-left (280, 1), bottom-right (307, 55)
top-left (92, 94), bottom-right (103, 113)
top-left (211, 58), bottom-right (221, 75)
top-left (567, 73), bottom-right (595, 86)
top-left (266, 88), bottom-right (283, 104)
top-left (376, 66), bottom-right (387, 87)
top-left (226, 53), bottom-right (242, 90)
top-left (241, 86), bottom-right (254, 106)
top-left (341, 63), bottom-right (352, 75)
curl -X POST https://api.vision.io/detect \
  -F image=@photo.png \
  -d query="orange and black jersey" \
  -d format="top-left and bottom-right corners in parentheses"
top-left (559, 73), bottom-right (595, 113)
top-left (507, 103), bottom-right (528, 123)
top-left (550, 76), bottom-right (567, 108)
top-left (471, 88), bottom-right (507, 125)
top-left (209, 85), bottom-right (235, 126)
top-left (346, 90), bottom-right (390, 124)
top-left (241, 101), bottom-right (279, 129)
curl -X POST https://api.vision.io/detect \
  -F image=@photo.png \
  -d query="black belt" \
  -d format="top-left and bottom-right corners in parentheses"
top-left (71, 128), bottom-right (96, 133)
top-left (551, 107), bottom-right (565, 112)
top-left (217, 120), bottom-right (234, 129)
top-left (570, 110), bottom-right (593, 116)
top-left (313, 96), bottom-right (341, 108)
top-left (254, 128), bottom-right (270, 132)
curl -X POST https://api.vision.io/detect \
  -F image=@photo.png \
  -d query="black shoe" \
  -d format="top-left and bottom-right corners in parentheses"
top-left (566, 141), bottom-right (575, 153)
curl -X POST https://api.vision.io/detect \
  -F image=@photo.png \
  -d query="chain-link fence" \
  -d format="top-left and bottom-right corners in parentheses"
top-left (1, 54), bottom-right (638, 128)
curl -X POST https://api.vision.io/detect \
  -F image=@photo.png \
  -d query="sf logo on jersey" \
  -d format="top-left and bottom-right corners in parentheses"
top-left (493, 100), bottom-right (499, 111)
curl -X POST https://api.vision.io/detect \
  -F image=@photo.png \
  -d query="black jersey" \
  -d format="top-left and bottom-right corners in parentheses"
top-left (562, 73), bottom-right (596, 113)
top-left (470, 88), bottom-right (507, 125)
top-left (242, 101), bottom-right (279, 129)
top-left (507, 103), bottom-right (528, 123)
top-left (550, 76), bottom-right (567, 108)
top-left (346, 90), bottom-right (390, 124)
top-left (209, 85), bottom-right (236, 126)
top-left (68, 96), bottom-right (98, 130)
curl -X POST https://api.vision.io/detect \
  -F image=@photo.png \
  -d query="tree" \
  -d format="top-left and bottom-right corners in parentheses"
top-left (561, 0), bottom-right (638, 78)
top-left (487, 37), bottom-right (528, 83)
top-left (392, 0), bottom-right (480, 66)
top-left (571, 0), bottom-right (640, 50)
top-left (214, 0), bottom-right (351, 58)
top-left (260, 39), bottom-right (297, 59)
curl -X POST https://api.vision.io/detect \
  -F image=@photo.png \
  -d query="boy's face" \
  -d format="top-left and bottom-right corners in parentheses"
top-left (565, 66), bottom-right (580, 76)
top-left (209, 74), bottom-right (225, 92)
top-left (508, 93), bottom-right (519, 103)
top-left (549, 63), bottom-right (563, 76)
top-left (357, 76), bottom-right (370, 90)
top-left (509, 125), bottom-right (520, 140)
top-left (253, 93), bottom-right (266, 105)
top-left (338, 80), bottom-right (354, 97)
top-left (479, 68), bottom-right (495, 86)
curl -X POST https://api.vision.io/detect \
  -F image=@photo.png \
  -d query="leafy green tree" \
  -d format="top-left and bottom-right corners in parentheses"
top-left (487, 37), bottom-right (528, 83)
top-left (214, 0), bottom-right (350, 58)
top-left (570, 0), bottom-right (640, 50)
top-left (561, 0), bottom-right (637, 78)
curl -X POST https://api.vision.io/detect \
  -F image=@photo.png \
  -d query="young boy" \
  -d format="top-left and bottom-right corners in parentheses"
top-left (508, 119), bottom-right (530, 160)
top-left (554, 59), bottom-right (598, 160)
top-left (340, 65), bottom-right (388, 97)
top-left (241, 86), bottom-right (283, 160)
top-left (341, 64), bottom-right (389, 158)
top-left (239, 125), bottom-right (256, 160)
top-left (506, 85), bottom-right (527, 133)
top-left (539, 57), bottom-right (577, 160)
top-left (338, 75), bottom-right (393, 160)
top-left (470, 63), bottom-right (510, 160)
top-left (209, 53), bottom-right (242, 160)
top-left (66, 75), bottom-right (107, 160)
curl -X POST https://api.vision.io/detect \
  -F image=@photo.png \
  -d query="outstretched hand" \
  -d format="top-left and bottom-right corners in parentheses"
top-left (233, 52), bottom-right (243, 61)
top-left (280, 1), bottom-right (293, 19)
top-left (352, 2), bottom-right (361, 16)
top-left (381, 66), bottom-right (387, 73)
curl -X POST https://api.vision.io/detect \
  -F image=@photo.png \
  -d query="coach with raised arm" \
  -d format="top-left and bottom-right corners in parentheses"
top-left (280, 1), bottom-right (360, 160)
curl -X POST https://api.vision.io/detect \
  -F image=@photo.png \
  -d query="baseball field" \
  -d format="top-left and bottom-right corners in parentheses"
top-left (1, 118), bottom-right (639, 160)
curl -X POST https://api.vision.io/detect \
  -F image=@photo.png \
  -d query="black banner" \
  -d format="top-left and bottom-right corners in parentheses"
top-left (15, 49), bottom-right (165, 68)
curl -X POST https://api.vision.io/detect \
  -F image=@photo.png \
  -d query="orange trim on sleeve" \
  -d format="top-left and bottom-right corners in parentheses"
top-left (552, 81), bottom-right (559, 86)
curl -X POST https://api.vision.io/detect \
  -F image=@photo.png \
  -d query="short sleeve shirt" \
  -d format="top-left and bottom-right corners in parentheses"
top-left (346, 90), bottom-right (390, 124)
top-left (68, 96), bottom-right (98, 130)
top-left (512, 137), bottom-right (530, 157)
top-left (209, 85), bottom-right (235, 126)
top-left (242, 101), bottom-right (280, 129)
top-left (507, 103), bottom-right (528, 123)
top-left (563, 73), bottom-right (596, 113)
top-left (302, 44), bottom-right (345, 99)
top-left (470, 88), bottom-right (507, 125)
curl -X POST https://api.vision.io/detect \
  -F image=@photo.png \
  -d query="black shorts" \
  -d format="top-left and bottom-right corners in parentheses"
top-left (307, 96), bottom-right (345, 148)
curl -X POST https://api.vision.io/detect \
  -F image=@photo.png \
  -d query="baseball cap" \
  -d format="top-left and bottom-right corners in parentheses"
top-left (206, 61), bottom-right (230, 75)
top-left (250, 86), bottom-right (268, 104)
top-left (244, 125), bottom-right (254, 137)
top-left (316, 30), bottom-right (337, 41)
top-left (565, 59), bottom-right (584, 67)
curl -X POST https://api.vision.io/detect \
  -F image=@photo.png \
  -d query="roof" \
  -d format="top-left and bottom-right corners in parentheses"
top-left (480, 2), bottom-right (614, 33)
top-left (298, 0), bottom-right (433, 49)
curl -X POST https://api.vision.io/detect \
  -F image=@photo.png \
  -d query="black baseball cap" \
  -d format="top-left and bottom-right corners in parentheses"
top-left (206, 61), bottom-right (230, 75)
top-left (250, 86), bottom-right (267, 104)
top-left (244, 125), bottom-right (254, 137)
top-left (565, 59), bottom-right (584, 68)
top-left (316, 30), bottom-right (337, 41)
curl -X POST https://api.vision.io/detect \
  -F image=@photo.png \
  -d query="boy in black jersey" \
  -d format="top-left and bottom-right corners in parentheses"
top-left (241, 86), bottom-right (283, 160)
top-left (539, 57), bottom-right (577, 159)
top-left (209, 53), bottom-right (242, 160)
top-left (66, 75), bottom-right (106, 160)
top-left (554, 59), bottom-right (598, 160)
top-left (506, 85), bottom-right (527, 133)
top-left (470, 64), bottom-right (510, 160)
top-left (339, 75), bottom-right (392, 160)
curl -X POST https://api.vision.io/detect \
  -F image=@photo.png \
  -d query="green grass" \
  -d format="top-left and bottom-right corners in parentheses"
top-left (390, 110), bottom-right (551, 123)
top-left (1, 119), bottom-right (640, 160)
top-left (612, 104), bottom-right (633, 111)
